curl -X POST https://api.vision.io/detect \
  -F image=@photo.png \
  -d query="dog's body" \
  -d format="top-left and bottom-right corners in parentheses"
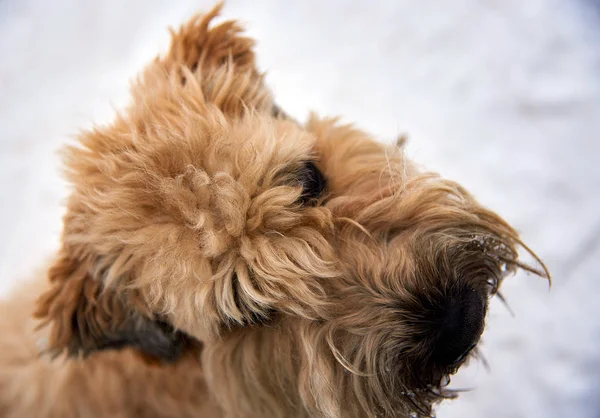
top-left (0, 5), bottom-right (548, 418)
top-left (0, 276), bottom-right (220, 418)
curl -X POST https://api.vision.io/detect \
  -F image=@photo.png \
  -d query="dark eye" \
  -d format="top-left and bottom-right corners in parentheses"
top-left (297, 161), bottom-right (326, 205)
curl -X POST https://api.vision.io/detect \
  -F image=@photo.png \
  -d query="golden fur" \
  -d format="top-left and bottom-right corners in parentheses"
top-left (0, 4), bottom-right (549, 418)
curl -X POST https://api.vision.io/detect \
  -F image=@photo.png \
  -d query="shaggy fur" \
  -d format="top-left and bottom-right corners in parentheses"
top-left (0, 4), bottom-right (549, 418)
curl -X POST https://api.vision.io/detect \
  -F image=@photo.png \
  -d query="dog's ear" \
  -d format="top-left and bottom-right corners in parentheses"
top-left (33, 250), bottom-right (191, 363)
top-left (153, 2), bottom-right (274, 117)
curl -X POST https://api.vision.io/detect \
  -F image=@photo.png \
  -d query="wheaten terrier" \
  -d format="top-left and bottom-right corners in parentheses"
top-left (0, 4), bottom-right (549, 418)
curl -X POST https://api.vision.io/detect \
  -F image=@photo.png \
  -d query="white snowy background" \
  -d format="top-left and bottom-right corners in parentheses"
top-left (1, 0), bottom-right (599, 417)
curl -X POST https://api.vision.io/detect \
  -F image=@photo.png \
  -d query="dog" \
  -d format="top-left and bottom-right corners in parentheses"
top-left (0, 4), bottom-right (549, 418)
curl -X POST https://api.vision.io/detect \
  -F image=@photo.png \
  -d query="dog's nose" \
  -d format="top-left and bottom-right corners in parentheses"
top-left (431, 287), bottom-right (487, 367)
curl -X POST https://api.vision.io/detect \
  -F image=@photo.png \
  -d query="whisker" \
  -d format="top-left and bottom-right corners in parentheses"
top-left (495, 291), bottom-right (515, 317)
top-left (472, 347), bottom-right (490, 372)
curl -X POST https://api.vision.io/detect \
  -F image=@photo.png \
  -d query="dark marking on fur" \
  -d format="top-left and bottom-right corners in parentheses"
top-left (272, 103), bottom-right (290, 119)
top-left (87, 318), bottom-right (193, 364)
top-left (228, 273), bottom-right (274, 328)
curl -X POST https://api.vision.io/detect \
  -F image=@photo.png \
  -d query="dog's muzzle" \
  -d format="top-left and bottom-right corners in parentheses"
top-left (430, 286), bottom-right (487, 368)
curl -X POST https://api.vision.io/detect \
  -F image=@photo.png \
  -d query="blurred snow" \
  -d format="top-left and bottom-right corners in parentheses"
top-left (0, 0), bottom-right (599, 416)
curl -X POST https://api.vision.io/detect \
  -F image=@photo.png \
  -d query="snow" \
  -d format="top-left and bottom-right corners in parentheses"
top-left (1, 0), bottom-right (599, 416)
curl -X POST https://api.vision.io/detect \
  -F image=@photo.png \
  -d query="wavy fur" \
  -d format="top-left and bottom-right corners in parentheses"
top-left (0, 4), bottom-right (549, 418)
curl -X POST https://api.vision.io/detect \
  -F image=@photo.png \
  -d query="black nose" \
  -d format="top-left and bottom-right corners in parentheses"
top-left (431, 287), bottom-right (487, 367)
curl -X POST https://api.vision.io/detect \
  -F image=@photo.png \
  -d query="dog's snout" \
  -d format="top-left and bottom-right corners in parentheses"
top-left (431, 287), bottom-right (487, 367)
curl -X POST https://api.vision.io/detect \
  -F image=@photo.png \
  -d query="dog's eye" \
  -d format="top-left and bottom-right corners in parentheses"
top-left (297, 161), bottom-right (326, 205)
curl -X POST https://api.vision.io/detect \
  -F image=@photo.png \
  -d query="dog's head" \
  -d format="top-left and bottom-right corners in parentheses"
top-left (200, 116), bottom-right (549, 417)
top-left (34, 6), bottom-right (548, 418)
top-left (34, 77), bottom-right (339, 359)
